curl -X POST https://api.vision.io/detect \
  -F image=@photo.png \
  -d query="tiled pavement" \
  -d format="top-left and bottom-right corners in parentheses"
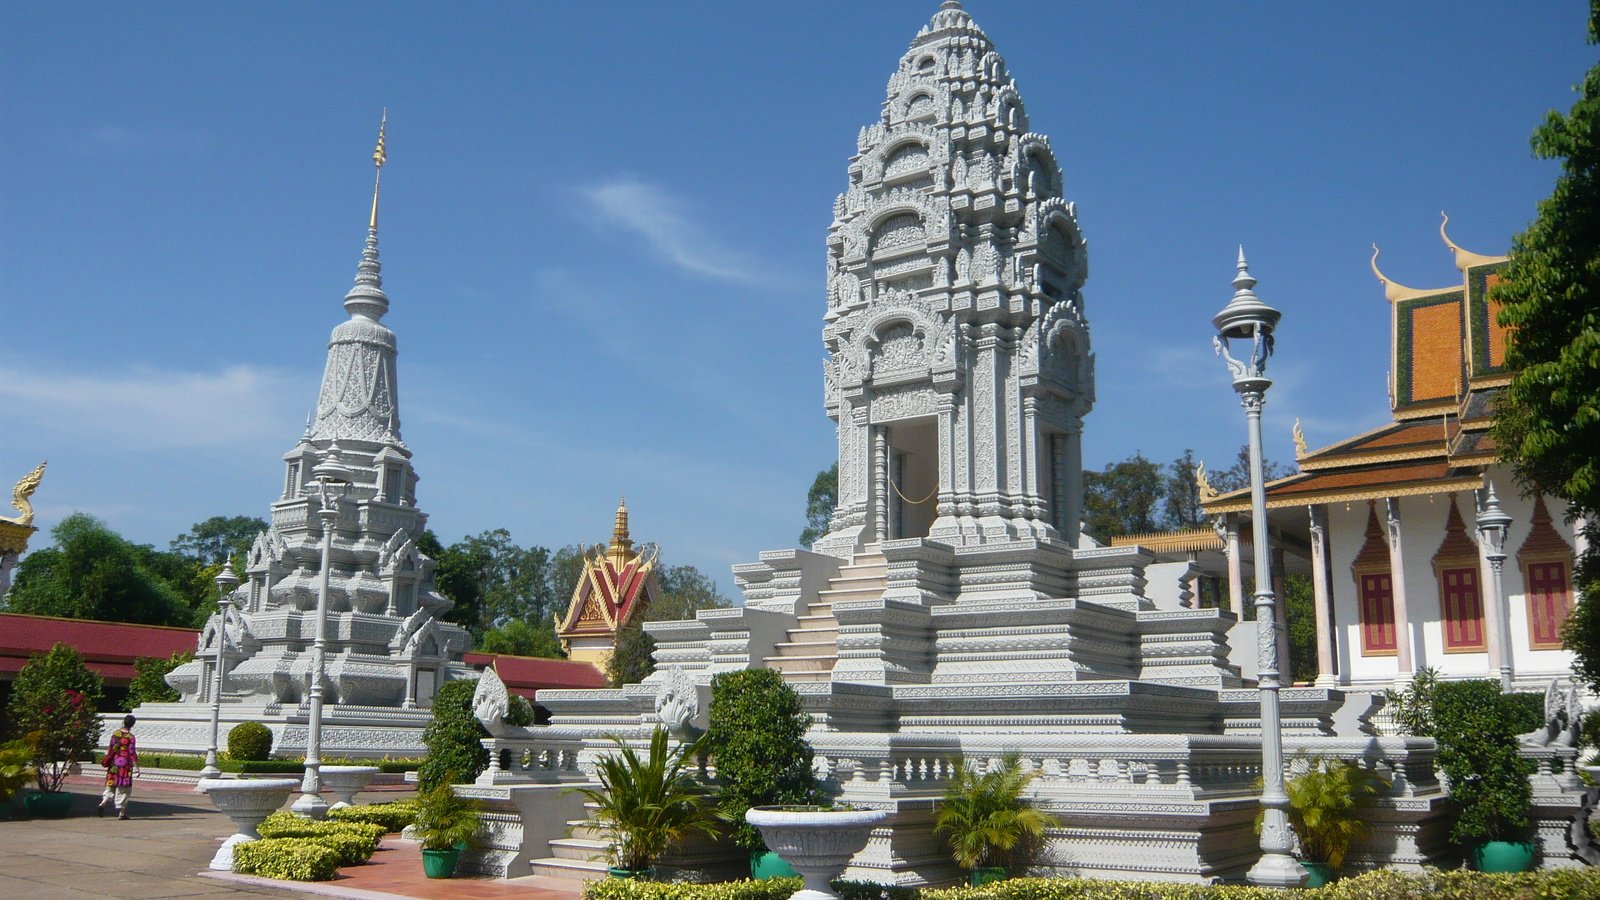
top-left (0, 776), bottom-right (582, 900)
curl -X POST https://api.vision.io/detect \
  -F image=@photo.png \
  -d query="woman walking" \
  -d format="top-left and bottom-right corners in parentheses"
top-left (99, 714), bottom-right (139, 820)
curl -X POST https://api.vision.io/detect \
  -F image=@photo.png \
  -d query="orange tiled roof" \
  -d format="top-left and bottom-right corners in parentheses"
top-left (1205, 459), bottom-right (1483, 513)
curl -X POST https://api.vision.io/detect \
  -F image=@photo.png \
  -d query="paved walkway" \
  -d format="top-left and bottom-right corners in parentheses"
top-left (0, 777), bottom-right (582, 900)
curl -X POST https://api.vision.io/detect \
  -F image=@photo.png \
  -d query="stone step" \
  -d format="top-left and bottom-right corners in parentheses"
top-left (819, 585), bottom-right (885, 602)
top-left (528, 856), bottom-right (609, 882)
top-left (773, 638), bottom-right (838, 657)
top-left (764, 653), bottom-right (837, 672)
top-left (772, 668), bottom-right (834, 683)
top-left (781, 626), bottom-right (838, 643)
top-left (549, 836), bottom-right (611, 862)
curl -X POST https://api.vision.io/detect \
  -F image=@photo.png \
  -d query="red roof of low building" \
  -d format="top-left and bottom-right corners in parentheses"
top-left (0, 613), bottom-right (198, 686)
top-left (462, 651), bottom-right (607, 697)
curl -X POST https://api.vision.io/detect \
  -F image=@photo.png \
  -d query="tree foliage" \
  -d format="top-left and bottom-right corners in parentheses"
top-left (1490, 3), bottom-right (1600, 694)
top-left (933, 753), bottom-right (1058, 872)
top-left (431, 529), bottom-right (554, 639)
top-left (5, 514), bottom-right (193, 626)
top-left (477, 618), bottom-right (565, 659)
top-left (1432, 680), bottom-right (1534, 845)
top-left (799, 463), bottom-right (838, 548)
top-left (170, 515), bottom-right (268, 566)
top-left (1082, 452), bottom-right (1165, 539)
top-left (6, 644), bottom-right (104, 792)
top-left (566, 727), bottom-right (718, 872)
top-left (706, 668), bottom-right (817, 852)
top-left (127, 650), bottom-right (192, 708)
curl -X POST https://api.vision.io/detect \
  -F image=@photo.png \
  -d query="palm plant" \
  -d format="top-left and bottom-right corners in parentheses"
top-left (568, 727), bottom-right (719, 873)
top-left (933, 753), bottom-right (1058, 875)
top-left (412, 779), bottom-right (482, 851)
top-left (1267, 755), bottom-right (1388, 871)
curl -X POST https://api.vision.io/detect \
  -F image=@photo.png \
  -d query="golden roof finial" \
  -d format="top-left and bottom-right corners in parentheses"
top-left (606, 495), bottom-right (635, 562)
top-left (369, 109), bottom-right (387, 230)
top-left (1195, 462), bottom-right (1219, 504)
top-left (1370, 243), bottom-right (1442, 302)
top-left (1293, 418), bottom-right (1308, 460)
top-left (1439, 212), bottom-right (1508, 272)
top-left (0, 460), bottom-right (47, 527)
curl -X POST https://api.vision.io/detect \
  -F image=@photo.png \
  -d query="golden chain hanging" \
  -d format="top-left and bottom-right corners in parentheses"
top-left (889, 480), bottom-right (938, 505)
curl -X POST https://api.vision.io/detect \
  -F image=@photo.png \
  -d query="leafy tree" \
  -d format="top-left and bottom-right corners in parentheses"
top-left (1489, 3), bottom-right (1600, 694)
top-left (6, 644), bottom-right (104, 792)
top-left (1283, 574), bottom-right (1317, 684)
top-left (1081, 452), bottom-right (1164, 539)
top-left (432, 529), bottom-right (554, 638)
top-left (126, 650), bottom-right (192, 708)
top-left (1432, 680), bottom-right (1534, 845)
top-left (549, 544), bottom-right (596, 610)
top-left (652, 563), bottom-right (732, 622)
top-left (4, 514), bottom-right (191, 626)
top-left (170, 515), bottom-right (268, 566)
top-left (1208, 444), bottom-right (1291, 495)
top-left (799, 463), bottom-right (838, 548)
top-left (607, 622), bottom-right (656, 688)
top-left (706, 669), bottom-right (816, 853)
top-left (477, 618), bottom-right (565, 659)
top-left (417, 678), bottom-right (489, 791)
top-left (1162, 449), bottom-right (1207, 530)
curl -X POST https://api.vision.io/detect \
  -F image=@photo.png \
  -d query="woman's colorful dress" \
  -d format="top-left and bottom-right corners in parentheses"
top-left (104, 728), bottom-right (137, 789)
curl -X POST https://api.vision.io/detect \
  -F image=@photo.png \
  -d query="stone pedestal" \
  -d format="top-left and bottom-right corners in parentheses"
top-left (198, 778), bottom-right (299, 871)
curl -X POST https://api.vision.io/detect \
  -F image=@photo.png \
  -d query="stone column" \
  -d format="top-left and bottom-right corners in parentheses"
top-left (1062, 421), bottom-right (1083, 545)
top-left (1385, 498), bottom-right (1416, 678)
top-left (1307, 505), bottom-right (1337, 686)
top-left (1225, 514), bottom-right (1245, 616)
top-left (873, 426), bottom-right (889, 544)
top-left (0, 550), bottom-right (17, 596)
top-left (1271, 544), bottom-right (1291, 682)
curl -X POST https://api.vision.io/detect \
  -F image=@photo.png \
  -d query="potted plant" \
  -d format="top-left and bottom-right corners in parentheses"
top-left (0, 739), bottom-right (34, 818)
top-left (5, 644), bottom-right (104, 818)
top-left (1433, 680), bottom-right (1536, 872)
top-left (1265, 755), bottom-right (1388, 886)
top-left (706, 668), bottom-right (818, 879)
top-left (412, 778), bottom-right (482, 878)
top-left (567, 726), bottom-right (718, 879)
top-left (933, 753), bottom-right (1058, 886)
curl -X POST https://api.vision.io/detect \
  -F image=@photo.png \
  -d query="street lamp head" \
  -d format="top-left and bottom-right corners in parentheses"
top-left (1213, 246), bottom-right (1281, 342)
top-left (1476, 482), bottom-right (1513, 554)
top-left (216, 551), bottom-right (241, 593)
top-left (311, 443), bottom-right (355, 486)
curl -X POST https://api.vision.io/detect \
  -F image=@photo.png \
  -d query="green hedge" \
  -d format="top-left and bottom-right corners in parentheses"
top-left (255, 811), bottom-right (384, 864)
top-left (328, 800), bottom-right (418, 832)
top-left (138, 752), bottom-right (419, 774)
top-left (584, 870), bottom-right (1600, 900)
top-left (233, 837), bottom-right (342, 881)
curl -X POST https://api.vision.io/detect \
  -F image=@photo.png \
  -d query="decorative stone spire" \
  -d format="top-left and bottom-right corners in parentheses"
top-left (311, 115), bottom-right (401, 445)
top-left (606, 496), bottom-right (636, 563)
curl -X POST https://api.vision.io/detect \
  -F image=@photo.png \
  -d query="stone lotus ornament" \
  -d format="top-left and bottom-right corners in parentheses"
top-left (198, 777), bottom-right (299, 871)
top-left (744, 806), bottom-right (888, 900)
top-left (319, 765), bottom-right (379, 810)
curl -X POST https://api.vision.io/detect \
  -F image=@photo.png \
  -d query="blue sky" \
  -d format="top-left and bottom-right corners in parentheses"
top-left (1, 1), bottom-right (1592, 596)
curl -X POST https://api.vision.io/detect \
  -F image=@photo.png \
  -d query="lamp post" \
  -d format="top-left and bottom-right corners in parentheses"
top-left (199, 553), bottom-right (241, 779)
top-left (1213, 248), bottom-right (1303, 888)
top-left (1476, 483), bottom-right (1514, 692)
top-left (291, 446), bottom-right (352, 819)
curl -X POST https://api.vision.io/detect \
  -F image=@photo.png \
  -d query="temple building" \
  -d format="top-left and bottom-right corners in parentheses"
top-left (555, 498), bottom-right (663, 670)
top-left (131, 124), bottom-right (477, 756)
top-left (1202, 218), bottom-right (1583, 692)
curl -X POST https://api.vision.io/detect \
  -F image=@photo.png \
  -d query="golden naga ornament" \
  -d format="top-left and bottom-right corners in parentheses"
top-left (0, 460), bottom-right (46, 527)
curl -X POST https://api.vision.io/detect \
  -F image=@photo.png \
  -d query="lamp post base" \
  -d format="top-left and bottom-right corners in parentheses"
top-left (290, 790), bottom-right (329, 820)
top-left (1246, 851), bottom-right (1307, 888)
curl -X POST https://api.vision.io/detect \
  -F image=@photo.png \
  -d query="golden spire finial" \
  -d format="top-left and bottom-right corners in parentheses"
top-left (369, 109), bottom-right (387, 230)
top-left (1439, 212), bottom-right (1508, 272)
top-left (1293, 418), bottom-right (1308, 460)
top-left (0, 460), bottom-right (47, 527)
top-left (607, 495), bottom-right (635, 562)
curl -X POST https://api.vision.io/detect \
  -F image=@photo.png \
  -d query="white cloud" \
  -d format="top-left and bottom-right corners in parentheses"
top-left (576, 176), bottom-right (769, 285)
top-left (0, 363), bottom-right (308, 452)
top-left (75, 124), bottom-right (215, 156)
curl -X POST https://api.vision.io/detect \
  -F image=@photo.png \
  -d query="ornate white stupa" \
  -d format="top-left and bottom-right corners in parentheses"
top-left (134, 121), bottom-right (474, 757)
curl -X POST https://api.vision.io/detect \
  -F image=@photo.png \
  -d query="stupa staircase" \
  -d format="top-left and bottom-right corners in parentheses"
top-left (526, 803), bottom-right (609, 884)
top-left (765, 544), bottom-right (887, 682)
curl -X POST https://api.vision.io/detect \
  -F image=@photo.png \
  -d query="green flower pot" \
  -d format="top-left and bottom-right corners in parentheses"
top-left (420, 847), bottom-right (462, 878)
top-left (1473, 840), bottom-right (1535, 872)
top-left (607, 866), bottom-right (655, 880)
top-left (1300, 861), bottom-right (1334, 887)
top-left (751, 850), bottom-right (798, 880)
top-left (970, 867), bottom-right (1007, 886)
top-left (22, 790), bottom-right (74, 819)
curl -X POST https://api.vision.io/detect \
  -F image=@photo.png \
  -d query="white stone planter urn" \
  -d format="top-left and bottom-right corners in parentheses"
top-left (319, 765), bottom-right (379, 810)
top-left (198, 778), bottom-right (299, 871)
top-left (745, 806), bottom-right (888, 900)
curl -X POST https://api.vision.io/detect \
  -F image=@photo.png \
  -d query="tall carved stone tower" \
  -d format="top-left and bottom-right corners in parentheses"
top-left (817, 0), bottom-right (1093, 555)
top-left (142, 128), bottom-right (473, 755)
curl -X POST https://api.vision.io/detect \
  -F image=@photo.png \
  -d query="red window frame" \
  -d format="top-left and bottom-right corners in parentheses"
top-left (1438, 565), bottom-right (1486, 652)
top-left (1358, 571), bottom-right (1397, 655)
top-left (1524, 560), bottom-right (1572, 650)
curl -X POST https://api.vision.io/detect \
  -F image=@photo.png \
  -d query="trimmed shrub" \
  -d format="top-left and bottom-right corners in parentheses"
top-left (232, 837), bottom-right (341, 881)
top-left (1501, 691), bottom-right (1548, 735)
top-left (228, 721), bottom-right (274, 761)
top-left (707, 668), bottom-right (817, 852)
top-left (584, 877), bottom-right (804, 900)
top-left (328, 799), bottom-right (418, 832)
top-left (256, 810), bottom-right (384, 863)
top-left (236, 760), bottom-right (308, 774)
top-left (377, 758), bottom-right (422, 773)
top-left (1433, 680), bottom-right (1534, 846)
top-left (417, 678), bottom-right (488, 791)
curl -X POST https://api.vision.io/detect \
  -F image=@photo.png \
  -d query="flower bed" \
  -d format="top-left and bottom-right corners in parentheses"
top-left (327, 799), bottom-right (419, 832)
top-left (232, 837), bottom-right (342, 881)
top-left (255, 811), bottom-right (384, 865)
